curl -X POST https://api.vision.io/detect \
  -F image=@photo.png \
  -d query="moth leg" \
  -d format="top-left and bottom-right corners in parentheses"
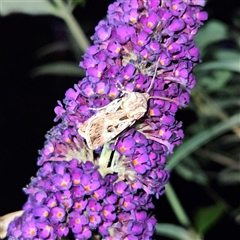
top-left (146, 57), bottom-right (161, 93)
top-left (148, 96), bottom-right (186, 107)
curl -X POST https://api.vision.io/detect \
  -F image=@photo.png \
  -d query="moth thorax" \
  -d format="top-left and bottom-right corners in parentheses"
top-left (142, 92), bottom-right (150, 100)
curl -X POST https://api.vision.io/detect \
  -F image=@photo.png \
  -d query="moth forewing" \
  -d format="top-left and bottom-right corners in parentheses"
top-left (78, 121), bottom-right (87, 138)
top-left (86, 110), bottom-right (137, 149)
top-left (78, 98), bottom-right (123, 142)
top-left (104, 98), bottom-right (123, 113)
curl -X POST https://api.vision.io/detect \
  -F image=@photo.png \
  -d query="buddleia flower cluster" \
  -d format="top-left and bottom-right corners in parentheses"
top-left (7, 0), bottom-right (207, 239)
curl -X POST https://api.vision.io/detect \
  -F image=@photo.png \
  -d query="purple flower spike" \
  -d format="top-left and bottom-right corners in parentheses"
top-left (7, 1), bottom-right (208, 239)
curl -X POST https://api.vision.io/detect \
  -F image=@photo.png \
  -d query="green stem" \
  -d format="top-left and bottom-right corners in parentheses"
top-left (54, 0), bottom-right (90, 53)
top-left (97, 143), bottom-right (114, 177)
top-left (165, 182), bottom-right (191, 227)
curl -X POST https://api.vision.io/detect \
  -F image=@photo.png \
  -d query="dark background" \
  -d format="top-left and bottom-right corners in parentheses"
top-left (0, 0), bottom-right (239, 239)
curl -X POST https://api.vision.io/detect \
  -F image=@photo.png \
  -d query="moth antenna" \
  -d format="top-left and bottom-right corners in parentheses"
top-left (146, 58), bottom-right (160, 93)
top-left (148, 96), bottom-right (186, 107)
top-left (89, 106), bottom-right (107, 111)
top-left (115, 81), bottom-right (128, 95)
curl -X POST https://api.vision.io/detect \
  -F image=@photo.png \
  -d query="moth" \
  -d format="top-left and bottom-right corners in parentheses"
top-left (78, 62), bottom-right (181, 150)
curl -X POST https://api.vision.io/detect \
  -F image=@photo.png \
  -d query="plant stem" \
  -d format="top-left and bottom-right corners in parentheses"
top-left (54, 0), bottom-right (90, 53)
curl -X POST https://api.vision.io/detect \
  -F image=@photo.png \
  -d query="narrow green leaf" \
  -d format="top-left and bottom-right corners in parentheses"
top-left (165, 183), bottom-right (191, 227)
top-left (71, 0), bottom-right (86, 8)
top-left (53, 0), bottom-right (90, 53)
top-left (155, 223), bottom-right (200, 240)
top-left (199, 70), bottom-right (232, 91)
top-left (195, 60), bottom-right (240, 73)
top-left (195, 20), bottom-right (228, 50)
top-left (175, 159), bottom-right (209, 186)
top-left (36, 42), bottom-right (70, 58)
top-left (194, 203), bottom-right (226, 234)
top-left (218, 169), bottom-right (240, 185)
top-left (30, 62), bottom-right (84, 77)
top-left (0, 0), bottom-right (58, 16)
top-left (215, 98), bottom-right (240, 108)
top-left (214, 49), bottom-right (240, 61)
top-left (167, 113), bottom-right (240, 171)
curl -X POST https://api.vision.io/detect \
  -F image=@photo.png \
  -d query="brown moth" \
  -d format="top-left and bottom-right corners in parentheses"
top-left (78, 62), bottom-right (181, 150)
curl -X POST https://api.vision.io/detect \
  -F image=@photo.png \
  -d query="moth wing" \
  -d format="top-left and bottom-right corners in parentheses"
top-left (126, 106), bottom-right (147, 119)
top-left (87, 111), bottom-right (134, 149)
top-left (105, 98), bottom-right (123, 113)
top-left (78, 106), bottom-right (107, 138)
top-left (78, 120), bottom-right (89, 137)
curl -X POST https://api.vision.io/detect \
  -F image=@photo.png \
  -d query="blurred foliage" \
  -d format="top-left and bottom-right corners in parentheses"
top-left (163, 16), bottom-right (240, 239)
top-left (1, 1), bottom-right (240, 240)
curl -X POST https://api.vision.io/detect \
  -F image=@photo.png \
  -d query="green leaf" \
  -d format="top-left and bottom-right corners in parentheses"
top-left (199, 70), bottom-right (232, 91)
top-left (218, 169), bottom-right (240, 185)
top-left (53, 0), bottom-right (90, 53)
top-left (165, 183), bottom-right (191, 227)
top-left (215, 98), bottom-right (240, 108)
top-left (0, 0), bottom-right (58, 16)
top-left (194, 203), bottom-right (226, 235)
top-left (166, 113), bottom-right (240, 171)
top-left (30, 62), bottom-right (84, 77)
top-left (155, 223), bottom-right (200, 240)
top-left (175, 158), bottom-right (209, 186)
top-left (214, 49), bottom-right (240, 61)
top-left (71, 0), bottom-right (86, 8)
top-left (195, 20), bottom-right (228, 51)
top-left (36, 42), bottom-right (70, 58)
top-left (195, 60), bottom-right (240, 73)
